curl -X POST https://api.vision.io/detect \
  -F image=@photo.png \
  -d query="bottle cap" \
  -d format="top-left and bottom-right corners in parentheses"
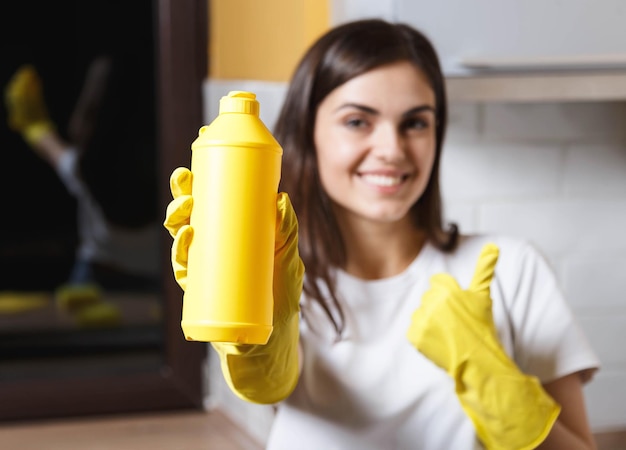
top-left (219, 91), bottom-right (260, 116)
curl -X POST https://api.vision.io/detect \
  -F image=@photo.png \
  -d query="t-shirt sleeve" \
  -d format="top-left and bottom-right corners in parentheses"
top-left (497, 239), bottom-right (600, 384)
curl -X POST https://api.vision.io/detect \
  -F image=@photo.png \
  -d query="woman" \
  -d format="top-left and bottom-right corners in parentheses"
top-left (165, 19), bottom-right (599, 449)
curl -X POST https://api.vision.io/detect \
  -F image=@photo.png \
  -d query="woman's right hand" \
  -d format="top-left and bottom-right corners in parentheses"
top-left (162, 166), bottom-right (304, 325)
top-left (164, 166), bottom-right (304, 404)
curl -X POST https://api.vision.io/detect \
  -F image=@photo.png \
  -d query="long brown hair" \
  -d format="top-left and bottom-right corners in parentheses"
top-left (274, 19), bottom-right (458, 337)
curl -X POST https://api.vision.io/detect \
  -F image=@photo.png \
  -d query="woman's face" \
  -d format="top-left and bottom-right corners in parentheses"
top-left (314, 61), bottom-right (437, 227)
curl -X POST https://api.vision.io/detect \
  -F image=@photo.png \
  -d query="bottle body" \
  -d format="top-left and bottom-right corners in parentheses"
top-left (182, 92), bottom-right (282, 344)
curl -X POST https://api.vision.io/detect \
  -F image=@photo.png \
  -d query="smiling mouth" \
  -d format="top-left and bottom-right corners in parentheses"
top-left (360, 173), bottom-right (409, 187)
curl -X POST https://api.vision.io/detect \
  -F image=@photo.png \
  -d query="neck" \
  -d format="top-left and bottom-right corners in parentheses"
top-left (338, 215), bottom-right (426, 280)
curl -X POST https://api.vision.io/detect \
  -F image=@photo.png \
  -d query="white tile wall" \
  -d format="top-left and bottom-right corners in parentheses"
top-left (481, 103), bottom-right (626, 143)
top-left (203, 79), bottom-right (626, 435)
top-left (564, 143), bottom-right (626, 196)
top-left (564, 256), bottom-right (626, 310)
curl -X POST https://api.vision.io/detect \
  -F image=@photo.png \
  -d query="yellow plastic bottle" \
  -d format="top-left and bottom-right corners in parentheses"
top-left (182, 91), bottom-right (282, 344)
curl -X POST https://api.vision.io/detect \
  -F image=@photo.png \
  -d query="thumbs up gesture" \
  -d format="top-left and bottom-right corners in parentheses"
top-left (407, 243), bottom-right (560, 450)
top-left (407, 243), bottom-right (500, 375)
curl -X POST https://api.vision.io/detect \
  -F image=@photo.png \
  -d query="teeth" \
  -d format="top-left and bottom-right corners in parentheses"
top-left (361, 174), bottom-right (403, 187)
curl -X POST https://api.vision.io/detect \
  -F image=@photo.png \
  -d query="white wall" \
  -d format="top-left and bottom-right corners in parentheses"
top-left (203, 80), bottom-right (626, 439)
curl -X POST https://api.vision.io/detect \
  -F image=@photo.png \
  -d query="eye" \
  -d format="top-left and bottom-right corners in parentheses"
top-left (344, 115), bottom-right (370, 130)
top-left (403, 116), bottom-right (430, 131)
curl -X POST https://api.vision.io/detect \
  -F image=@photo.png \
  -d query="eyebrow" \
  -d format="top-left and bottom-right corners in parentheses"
top-left (335, 103), bottom-right (436, 118)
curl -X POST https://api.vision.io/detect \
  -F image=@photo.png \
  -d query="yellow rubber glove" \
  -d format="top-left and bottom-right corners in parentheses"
top-left (164, 166), bottom-right (304, 404)
top-left (407, 243), bottom-right (560, 450)
top-left (4, 64), bottom-right (56, 146)
top-left (163, 167), bottom-right (194, 291)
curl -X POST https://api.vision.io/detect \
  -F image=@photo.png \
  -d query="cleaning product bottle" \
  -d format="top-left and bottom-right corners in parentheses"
top-left (182, 91), bottom-right (282, 344)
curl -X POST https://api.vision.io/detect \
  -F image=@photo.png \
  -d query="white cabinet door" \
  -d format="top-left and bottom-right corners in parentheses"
top-left (333, 0), bottom-right (626, 76)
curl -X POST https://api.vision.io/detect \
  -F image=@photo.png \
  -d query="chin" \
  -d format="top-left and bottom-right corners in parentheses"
top-left (365, 208), bottom-right (413, 224)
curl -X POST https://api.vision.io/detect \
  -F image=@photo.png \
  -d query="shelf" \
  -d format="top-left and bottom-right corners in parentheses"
top-left (459, 54), bottom-right (626, 72)
top-left (445, 71), bottom-right (626, 103)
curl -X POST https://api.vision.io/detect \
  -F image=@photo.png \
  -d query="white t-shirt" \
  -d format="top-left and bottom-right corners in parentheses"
top-left (266, 234), bottom-right (600, 450)
top-left (55, 149), bottom-right (159, 276)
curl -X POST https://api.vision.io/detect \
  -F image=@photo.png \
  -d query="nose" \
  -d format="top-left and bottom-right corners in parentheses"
top-left (370, 123), bottom-right (407, 163)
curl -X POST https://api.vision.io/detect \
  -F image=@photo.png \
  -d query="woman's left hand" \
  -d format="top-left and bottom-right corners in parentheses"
top-left (407, 243), bottom-right (560, 450)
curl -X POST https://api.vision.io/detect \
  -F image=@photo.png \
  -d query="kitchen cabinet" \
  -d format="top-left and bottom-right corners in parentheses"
top-left (334, 0), bottom-right (626, 102)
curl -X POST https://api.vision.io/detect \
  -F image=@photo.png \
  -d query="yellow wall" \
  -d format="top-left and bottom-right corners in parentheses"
top-left (209, 0), bottom-right (330, 82)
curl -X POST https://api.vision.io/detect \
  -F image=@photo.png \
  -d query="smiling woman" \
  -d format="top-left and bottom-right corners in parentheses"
top-left (0, 0), bottom-right (206, 420)
top-left (182, 18), bottom-right (601, 450)
top-left (313, 61), bottom-right (437, 238)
